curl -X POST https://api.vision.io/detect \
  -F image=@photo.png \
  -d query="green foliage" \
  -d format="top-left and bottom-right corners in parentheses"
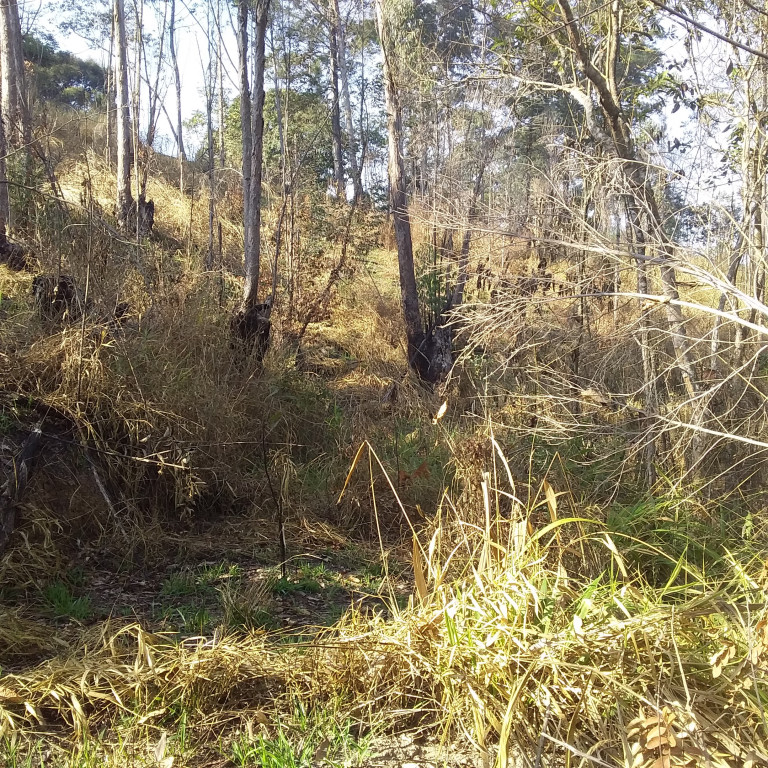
top-left (606, 497), bottom-right (738, 588)
top-left (43, 580), bottom-right (92, 621)
top-left (0, 406), bottom-right (14, 436)
top-left (24, 34), bottom-right (105, 110)
top-left (272, 563), bottom-right (337, 597)
top-left (213, 89), bottom-right (334, 191)
top-left (415, 244), bottom-right (450, 330)
top-left (230, 700), bottom-right (371, 768)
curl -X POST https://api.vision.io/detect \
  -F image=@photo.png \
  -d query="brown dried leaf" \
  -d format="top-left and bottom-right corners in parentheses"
top-left (0, 686), bottom-right (22, 703)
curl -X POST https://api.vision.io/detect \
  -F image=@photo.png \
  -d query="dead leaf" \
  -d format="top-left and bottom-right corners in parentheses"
top-left (154, 731), bottom-right (167, 762)
top-left (413, 535), bottom-right (428, 602)
top-left (0, 686), bottom-right (22, 703)
top-left (431, 400), bottom-right (448, 424)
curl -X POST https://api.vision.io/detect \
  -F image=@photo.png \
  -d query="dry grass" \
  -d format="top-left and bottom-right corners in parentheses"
top-left (3, 105), bottom-right (768, 768)
top-left (1, 443), bottom-right (766, 767)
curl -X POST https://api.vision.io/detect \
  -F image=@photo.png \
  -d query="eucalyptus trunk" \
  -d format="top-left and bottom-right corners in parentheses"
top-left (114, 0), bottom-right (134, 229)
top-left (329, 20), bottom-right (345, 198)
top-left (330, 0), bottom-right (363, 201)
top-left (375, 0), bottom-right (441, 381)
top-left (169, 0), bottom-right (186, 194)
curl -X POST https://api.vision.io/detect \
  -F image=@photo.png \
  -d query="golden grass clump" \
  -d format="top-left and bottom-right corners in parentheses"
top-left (1, 442), bottom-right (766, 767)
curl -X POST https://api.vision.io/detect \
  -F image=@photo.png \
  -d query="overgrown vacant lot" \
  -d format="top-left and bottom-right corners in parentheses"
top-left (5, 0), bottom-right (768, 764)
top-left (2, 184), bottom-right (767, 766)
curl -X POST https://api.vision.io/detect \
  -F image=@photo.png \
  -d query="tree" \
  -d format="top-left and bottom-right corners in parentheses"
top-left (375, 0), bottom-right (451, 382)
top-left (169, 0), bottom-right (186, 194)
top-left (233, 0), bottom-right (273, 359)
top-left (114, 0), bottom-right (134, 230)
top-left (0, 0), bottom-right (28, 147)
top-left (328, 9), bottom-right (345, 198)
top-left (329, 0), bottom-right (363, 201)
top-left (23, 34), bottom-right (106, 109)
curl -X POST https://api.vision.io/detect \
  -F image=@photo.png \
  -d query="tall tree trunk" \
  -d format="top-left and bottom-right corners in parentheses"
top-left (206, 4), bottom-right (216, 271)
top-left (0, 94), bottom-right (9, 238)
top-left (330, 0), bottom-right (363, 202)
top-left (0, 0), bottom-right (25, 146)
top-left (232, 0), bottom-right (272, 360)
top-left (0, 0), bottom-right (30, 190)
top-left (244, 0), bottom-right (270, 309)
top-left (239, 0), bottom-right (253, 275)
top-left (114, 0), bottom-right (134, 229)
top-left (375, 0), bottom-right (436, 381)
top-left (217, 0), bottom-right (226, 170)
top-left (328, 19), bottom-right (345, 198)
top-left (452, 160), bottom-right (486, 308)
top-left (141, 1), bottom-right (167, 199)
top-left (169, 0), bottom-right (186, 194)
top-left (106, 14), bottom-right (115, 166)
top-left (556, 0), bottom-right (699, 399)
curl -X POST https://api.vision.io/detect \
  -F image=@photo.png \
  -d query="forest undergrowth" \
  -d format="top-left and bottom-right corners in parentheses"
top-left (1, 140), bottom-right (768, 768)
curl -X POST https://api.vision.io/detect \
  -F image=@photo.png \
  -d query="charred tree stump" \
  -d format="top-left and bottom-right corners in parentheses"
top-left (32, 274), bottom-right (92, 321)
top-left (0, 233), bottom-right (27, 271)
top-left (230, 299), bottom-right (272, 363)
top-left (0, 426), bottom-right (44, 556)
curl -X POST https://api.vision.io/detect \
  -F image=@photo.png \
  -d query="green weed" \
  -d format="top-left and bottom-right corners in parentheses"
top-left (42, 581), bottom-right (92, 621)
top-left (230, 702), bottom-right (371, 768)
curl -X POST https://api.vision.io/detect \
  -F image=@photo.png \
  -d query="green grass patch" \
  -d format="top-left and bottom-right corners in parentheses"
top-left (42, 580), bottom-right (92, 621)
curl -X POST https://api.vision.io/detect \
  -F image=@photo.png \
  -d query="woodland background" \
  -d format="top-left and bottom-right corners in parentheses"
top-left (1, 0), bottom-right (768, 766)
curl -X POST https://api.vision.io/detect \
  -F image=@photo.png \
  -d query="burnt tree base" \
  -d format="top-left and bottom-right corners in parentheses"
top-left (0, 427), bottom-right (44, 556)
top-left (410, 324), bottom-right (453, 385)
top-left (0, 233), bottom-right (29, 271)
top-left (118, 195), bottom-right (155, 237)
top-left (230, 302), bottom-right (272, 363)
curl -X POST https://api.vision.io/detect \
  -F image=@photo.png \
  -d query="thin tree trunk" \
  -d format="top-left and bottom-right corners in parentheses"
top-left (169, 0), bottom-right (186, 194)
top-left (106, 14), bottom-right (115, 166)
top-left (0, 0), bottom-right (24, 147)
top-left (141, 1), bottom-right (167, 199)
top-left (375, 0), bottom-right (433, 380)
top-left (244, 0), bottom-right (270, 309)
top-left (217, 0), bottom-right (226, 170)
top-left (239, 0), bottom-right (253, 279)
top-left (115, 0), bottom-right (134, 229)
top-left (270, 23), bottom-right (286, 191)
top-left (328, 18), bottom-right (345, 198)
top-left (452, 163), bottom-right (485, 307)
top-left (330, 0), bottom-right (362, 201)
top-left (206, 4), bottom-right (216, 271)
top-left (557, 0), bottom-right (699, 399)
top-left (0, 96), bottom-right (9, 237)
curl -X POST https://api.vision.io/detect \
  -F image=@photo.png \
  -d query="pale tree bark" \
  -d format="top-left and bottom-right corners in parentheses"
top-left (141, 0), bottom-right (168, 199)
top-left (0, 0), bottom-right (27, 148)
top-left (114, 0), bottom-right (134, 229)
top-left (328, 17), bottom-right (345, 198)
top-left (169, 0), bottom-right (186, 194)
top-left (244, 0), bottom-right (270, 309)
top-left (239, 0), bottom-right (252, 264)
top-left (106, 15), bottom-right (115, 166)
top-left (232, 0), bottom-right (272, 360)
top-left (217, 0), bottom-right (226, 170)
top-left (0, 99), bottom-right (9, 238)
top-left (555, 0), bottom-right (700, 400)
top-left (376, 0), bottom-right (449, 382)
top-left (452, 161), bottom-right (486, 308)
top-left (206, 3), bottom-right (216, 270)
top-left (330, 0), bottom-right (363, 202)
